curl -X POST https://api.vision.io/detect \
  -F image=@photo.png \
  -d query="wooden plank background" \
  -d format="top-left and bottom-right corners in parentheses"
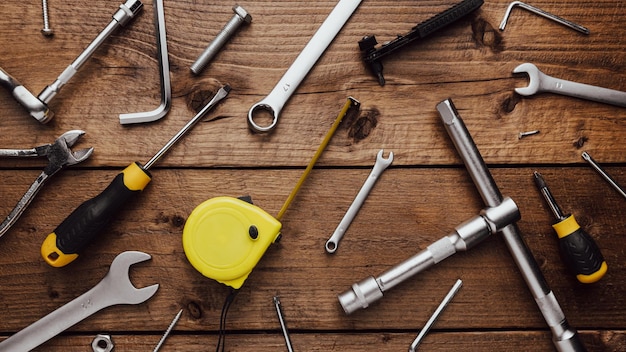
top-left (0, 0), bottom-right (625, 351)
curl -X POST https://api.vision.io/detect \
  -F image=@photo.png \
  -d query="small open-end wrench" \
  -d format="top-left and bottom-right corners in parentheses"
top-left (0, 251), bottom-right (158, 352)
top-left (326, 149), bottom-right (393, 253)
top-left (513, 63), bottom-right (626, 107)
top-left (0, 130), bottom-right (94, 238)
top-left (247, 0), bottom-right (363, 133)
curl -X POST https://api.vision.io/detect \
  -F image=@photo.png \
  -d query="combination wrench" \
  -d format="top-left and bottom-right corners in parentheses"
top-left (513, 63), bottom-right (626, 107)
top-left (247, 0), bottom-right (363, 133)
top-left (0, 251), bottom-right (159, 352)
top-left (326, 149), bottom-right (393, 253)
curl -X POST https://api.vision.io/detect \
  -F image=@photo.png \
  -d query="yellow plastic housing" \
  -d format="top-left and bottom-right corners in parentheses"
top-left (182, 196), bottom-right (282, 289)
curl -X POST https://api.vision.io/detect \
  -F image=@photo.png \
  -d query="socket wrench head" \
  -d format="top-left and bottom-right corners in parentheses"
top-left (338, 276), bottom-right (383, 314)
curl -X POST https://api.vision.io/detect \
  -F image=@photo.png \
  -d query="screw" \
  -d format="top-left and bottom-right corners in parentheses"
top-left (190, 5), bottom-right (252, 75)
top-left (41, 0), bottom-right (54, 36)
top-left (518, 130), bottom-right (540, 139)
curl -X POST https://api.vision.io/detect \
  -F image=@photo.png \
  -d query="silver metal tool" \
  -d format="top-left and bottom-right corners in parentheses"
top-left (274, 296), bottom-right (294, 352)
top-left (514, 63), bottom-right (626, 108)
top-left (338, 197), bottom-right (519, 314)
top-left (0, 130), bottom-right (93, 238)
top-left (92, 334), bottom-right (115, 352)
top-left (0, 0), bottom-right (142, 124)
top-left (582, 151), bottom-right (626, 200)
top-left (41, 0), bottom-right (53, 36)
top-left (326, 149), bottom-right (393, 254)
top-left (408, 279), bottom-right (462, 352)
top-left (190, 5), bottom-right (252, 75)
top-left (153, 309), bottom-right (183, 352)
top-left (247, 0), bottom-right (363, 133)
top-left (0, 66), bottom-right (53, 123)
top-left (38, 0), bottom-right (143, 105)
top-left (0, 251), bottom-right (158, 352)
top-left (499, 1), bottom-right (589, 34)
top-left (119, 0), bottom-right (171, 125)
top-left (436, 98), bottom-right (586, 352)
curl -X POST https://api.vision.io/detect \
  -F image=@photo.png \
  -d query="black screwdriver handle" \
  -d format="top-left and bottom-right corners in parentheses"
top-left (553, 214), bottom-right (608, 283)
top-left (41, 162), bottom-right (151, 267)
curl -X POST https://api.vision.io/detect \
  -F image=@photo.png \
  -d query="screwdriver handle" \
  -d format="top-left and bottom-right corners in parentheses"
top-left (41, 162), bottom-right (151, 267)
top-left (552, 214), bottom-right (608, 283)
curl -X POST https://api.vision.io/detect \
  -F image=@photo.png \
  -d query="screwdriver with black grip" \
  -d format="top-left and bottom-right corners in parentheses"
top-left (533, 171), bottom-right (607, 283)
top-left (40, 85), bottom-right (230, 267)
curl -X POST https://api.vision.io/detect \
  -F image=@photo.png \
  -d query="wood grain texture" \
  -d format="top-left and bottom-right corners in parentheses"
top-left (0, 0), bottom-right (625, 351)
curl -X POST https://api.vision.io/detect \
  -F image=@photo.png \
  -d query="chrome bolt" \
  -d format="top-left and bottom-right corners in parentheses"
top-left (190, 5), bottom-right (252, 75)
top-left (41, 0), bottom-right (53, 36)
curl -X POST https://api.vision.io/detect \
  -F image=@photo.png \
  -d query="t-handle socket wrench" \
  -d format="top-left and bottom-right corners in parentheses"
top-left (338, 197), bottom-right (519, 314)
top-left (437, 98), bottom-right (586, 352)
top-left (0, 0), bottom-right (143, 124)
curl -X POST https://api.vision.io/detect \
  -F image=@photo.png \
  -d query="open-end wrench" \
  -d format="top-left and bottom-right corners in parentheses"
top-left (0, 130), bottom-right (94, 238)
top-left (513, 63), bottom-right (626, 107)
top-left (247, 0), bottom-right (363, 133)
top-left (0, 251), bottom-right (158, 352)
top-left (326, 149), bottom-right (393, 254)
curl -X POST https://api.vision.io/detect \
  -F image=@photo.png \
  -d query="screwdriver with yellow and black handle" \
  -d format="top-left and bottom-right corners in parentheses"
top-left (533, 171), bottom-right (607, 283)
top-left (40, 85), bottom-right (230, 267)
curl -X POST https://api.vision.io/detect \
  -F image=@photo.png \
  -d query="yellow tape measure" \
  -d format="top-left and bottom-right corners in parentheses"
top-left (182, 97), bottom-right (360, 289)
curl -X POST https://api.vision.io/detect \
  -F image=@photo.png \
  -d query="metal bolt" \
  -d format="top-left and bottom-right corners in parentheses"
top-left (41, 0), bottom-right (53, 36)
top-left (518, 130), bottom-right (540, 139)
top-left (190, 5), bottom-right (252, 75)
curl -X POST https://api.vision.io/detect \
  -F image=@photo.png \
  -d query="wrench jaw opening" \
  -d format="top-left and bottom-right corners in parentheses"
top-left (512, 63), bottom-right (541, 96)
top-left (103, 251), bottom-right (160, 305)
top-left (247, 102), bottom-right (280, 133)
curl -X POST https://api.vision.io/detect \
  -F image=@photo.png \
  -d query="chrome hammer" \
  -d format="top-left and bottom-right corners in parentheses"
top-left (436, 99), bottom-right (586, 352)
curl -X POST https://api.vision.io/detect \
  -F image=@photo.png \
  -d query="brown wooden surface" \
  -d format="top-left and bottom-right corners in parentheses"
top-left (1, 0), bottom-right (625, 351)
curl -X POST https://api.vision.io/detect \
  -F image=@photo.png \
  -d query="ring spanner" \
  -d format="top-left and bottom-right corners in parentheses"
top-left (0, 130), bottom-right (94, 239)
top-left (247, 0), bottom-right (363, 133)
top-left (0, 251), bottom-right (158, 352)
top-left (326, 149), bottom-right (393, 254)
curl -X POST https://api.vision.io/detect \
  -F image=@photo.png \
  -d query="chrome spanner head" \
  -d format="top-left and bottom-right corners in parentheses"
top-left (513, 63), bottom-right (626, 107)
top-left (247, 0), bottom-right (363, 133)
top-left (326, 149), bottom-right (393, 253)
top-left (0, 251), bottom-right (158, 352)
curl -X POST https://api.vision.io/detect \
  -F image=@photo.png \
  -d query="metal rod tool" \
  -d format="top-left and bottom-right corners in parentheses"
top-left (119, 0), bottom-right (171, 125)
top-left (436, 98), bottom-right (586, 352)
top-left (338, 198), bottom-right (519, 314)
top-left (582, 151), bottom-right (626, 200)
top-left (409, 279), bottom-right (462, 352)
top-left (274, 296), bottom-right (295, 352)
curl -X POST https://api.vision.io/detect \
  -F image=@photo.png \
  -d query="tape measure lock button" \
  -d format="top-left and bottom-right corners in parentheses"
top-left (183, 197), bottom-right (282, 289)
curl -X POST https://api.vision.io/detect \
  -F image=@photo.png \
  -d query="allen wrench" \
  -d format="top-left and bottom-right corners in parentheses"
top-left (119, 0), bottom-right (171, 125)
top-left (499, 1), bottom-right (589, 35)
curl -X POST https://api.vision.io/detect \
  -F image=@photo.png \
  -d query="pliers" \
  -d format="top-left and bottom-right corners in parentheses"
top-left (0, 130), bottom-right (94, 238)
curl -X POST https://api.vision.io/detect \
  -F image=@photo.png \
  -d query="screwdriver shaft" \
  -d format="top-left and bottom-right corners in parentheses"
top-left (143, 85), bottom-right (230, 169)
top-left (533, 171), bottom-right (566, 220)
top-left (582, 151), bottom-right (626, 200)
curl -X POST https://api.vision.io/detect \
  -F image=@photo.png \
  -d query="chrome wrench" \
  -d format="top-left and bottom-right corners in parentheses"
top-left (247, 0), bottom-right (363, 133)
top-left (326, 149), bottom-right (393, 253)
top-left (513, 63), bottom-right (626, 107)
top-left (0, 251), bottom-right (158, 352)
